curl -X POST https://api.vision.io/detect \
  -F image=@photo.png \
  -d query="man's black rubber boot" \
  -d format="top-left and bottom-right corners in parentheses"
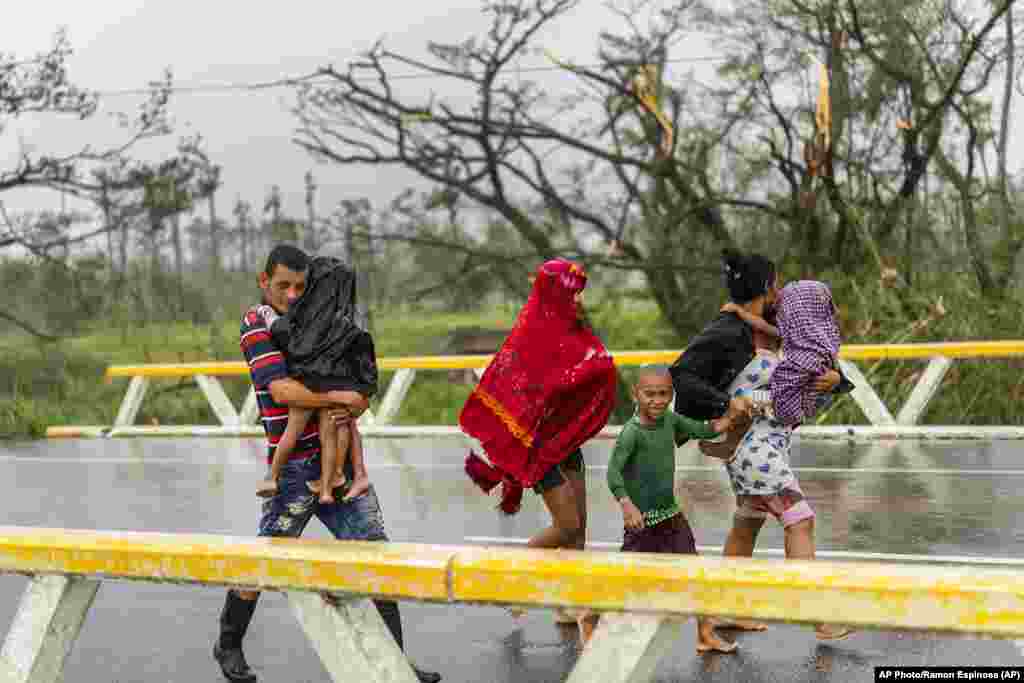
top-left (214, 643), bottom-right (257, 683)
top-left (214, 591), bottom-right (259, 683)
top-left (413, 665), bottom-right (442, 683)
top-left (372, 600), bottom-right (441, 682)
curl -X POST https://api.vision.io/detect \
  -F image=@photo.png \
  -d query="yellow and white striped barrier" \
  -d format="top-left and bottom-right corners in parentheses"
top-left (2, 526), bottom-right (1024, 683)
top-left (46, 341), bottom-right (1024, 440)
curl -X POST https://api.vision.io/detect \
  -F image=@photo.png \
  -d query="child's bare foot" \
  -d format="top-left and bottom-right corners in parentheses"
top-left (304, 479), bottom-right (335, 503)
top-left (306, 474), bottom-right (347, 495)
top-left (256, 479), bottom-right (278, 498)
top-left (697, 624), bottom-right (738, 654)
top-left (342, 475), bottom-right (369, 501)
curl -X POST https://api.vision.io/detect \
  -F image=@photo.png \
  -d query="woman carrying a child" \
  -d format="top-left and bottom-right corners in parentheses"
top-left (460, 257), bottom-right (617, 560)
top-left (672, 249), bottom-right (853, 640)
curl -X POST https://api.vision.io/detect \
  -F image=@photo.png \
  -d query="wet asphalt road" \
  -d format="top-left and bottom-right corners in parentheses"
top-left (1, 436), bottom-right (1022, 682)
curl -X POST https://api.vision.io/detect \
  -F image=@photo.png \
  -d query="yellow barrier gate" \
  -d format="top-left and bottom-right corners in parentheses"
top-left (2, 527), bottom-right (1024, 683)
top-left (46, 341), bottom-right (1024, 441)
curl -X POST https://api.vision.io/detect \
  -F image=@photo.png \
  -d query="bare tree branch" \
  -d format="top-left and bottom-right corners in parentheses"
top-left (0, 309), bottom-right (62, 342)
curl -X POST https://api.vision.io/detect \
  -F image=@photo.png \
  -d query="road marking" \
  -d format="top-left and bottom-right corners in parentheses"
top-left (463, 536), bottom-right (1024, 567)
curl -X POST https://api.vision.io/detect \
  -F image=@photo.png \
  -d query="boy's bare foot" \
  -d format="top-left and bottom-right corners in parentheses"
top-left (714, 618), bottom-right (768, 631)
top-left (255, 479), bottom-right (278, 498)
top-left (319, 490), bottom-right (336, 505)
top-left (697, 623), bottom-right (738, 654)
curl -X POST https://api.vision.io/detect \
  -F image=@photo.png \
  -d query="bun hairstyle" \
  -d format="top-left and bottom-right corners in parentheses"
top-left (721, 248), bottom-right (776, 303)
top-left (722, 248), bottom-right (749, 302)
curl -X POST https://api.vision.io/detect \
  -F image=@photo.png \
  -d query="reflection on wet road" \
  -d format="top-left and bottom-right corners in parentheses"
top-left (0, 437), bottom-right (1022, 681)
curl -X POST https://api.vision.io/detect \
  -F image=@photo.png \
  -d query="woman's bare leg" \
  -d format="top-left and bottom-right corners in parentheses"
top-left (528, 476), bottom-right (582, 549)
top-left (257, 407), bottom-right (313, 497)
top-left (565, 467), bottom-right (598, 632)
top-left (567, 467), bottom-right (587, 551)
top-left (715, 516), bottom-right (769, 631)
top-left (725, 515), bottom-right (764, 557)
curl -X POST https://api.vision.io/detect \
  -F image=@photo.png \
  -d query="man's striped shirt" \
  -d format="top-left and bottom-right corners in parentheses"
top-left (240, 305), bottom-right (321, 464)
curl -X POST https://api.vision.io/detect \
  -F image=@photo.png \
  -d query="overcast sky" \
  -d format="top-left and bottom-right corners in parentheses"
top-left (2, 1), bottom-right (1020, 225)
top-left (2, 1), bottom-right (708, 220)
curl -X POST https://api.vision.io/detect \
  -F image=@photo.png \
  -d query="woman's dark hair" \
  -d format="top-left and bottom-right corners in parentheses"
top-left (264, 244), bottom-right (309, 277)
top-left (722, 248), bottom-right (776, 303)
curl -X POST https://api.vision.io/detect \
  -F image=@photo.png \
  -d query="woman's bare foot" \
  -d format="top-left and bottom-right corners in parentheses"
top-left (696, 622), bottom-right (738, 654)
top-left (714, 618), bottom-right (768, 631)
top-left (554, 608), bottom-right (578, 625)
top-left (256, 479), bottom-right (278, 498)
top-left (577, 614), bottom-right (599, 649)
top-left (815, 625), bottom-right (853, 641)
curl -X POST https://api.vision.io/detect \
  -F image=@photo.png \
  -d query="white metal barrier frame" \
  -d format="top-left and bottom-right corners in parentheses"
top-left (46, 342), bottom-right (1024, 440)
top-left (4, 527), bottom-right (1024, 683)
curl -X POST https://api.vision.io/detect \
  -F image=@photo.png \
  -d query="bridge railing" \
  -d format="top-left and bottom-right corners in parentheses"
top-left (46, 341), bottom-right (1024, 441)
top-left (2, 526), bottom-right (1024, 683)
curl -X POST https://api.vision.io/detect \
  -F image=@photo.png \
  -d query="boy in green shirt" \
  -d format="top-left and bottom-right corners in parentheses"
top-left (595, 365), bottom-right (746, 654)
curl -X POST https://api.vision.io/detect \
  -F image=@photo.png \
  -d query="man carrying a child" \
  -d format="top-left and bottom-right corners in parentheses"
top-left (214, 244), bottom-right (441, 683)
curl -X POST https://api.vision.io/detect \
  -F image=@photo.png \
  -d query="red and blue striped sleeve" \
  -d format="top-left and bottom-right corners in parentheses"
top-left (240, 309), bottom-right (289, 389)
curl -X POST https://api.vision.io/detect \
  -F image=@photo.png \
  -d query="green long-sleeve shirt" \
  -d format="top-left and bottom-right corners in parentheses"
top-left (607, 412), bottom-right (720, 527)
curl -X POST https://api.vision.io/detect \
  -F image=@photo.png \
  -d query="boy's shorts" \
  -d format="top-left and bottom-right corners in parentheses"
top-left (621, 513), bottom-right (697, 555)
top-left (533, 449), bottom-right (584, 494)
top-left (735, 487), bottom-right (815, 528)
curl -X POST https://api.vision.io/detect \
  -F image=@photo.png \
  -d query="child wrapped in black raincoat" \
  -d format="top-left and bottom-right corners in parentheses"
top-left (256, 256), bottom-right (378, 503)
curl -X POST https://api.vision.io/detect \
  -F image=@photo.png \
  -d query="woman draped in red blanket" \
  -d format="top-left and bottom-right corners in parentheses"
top-left (461, 258), bottom-right (617, 558)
